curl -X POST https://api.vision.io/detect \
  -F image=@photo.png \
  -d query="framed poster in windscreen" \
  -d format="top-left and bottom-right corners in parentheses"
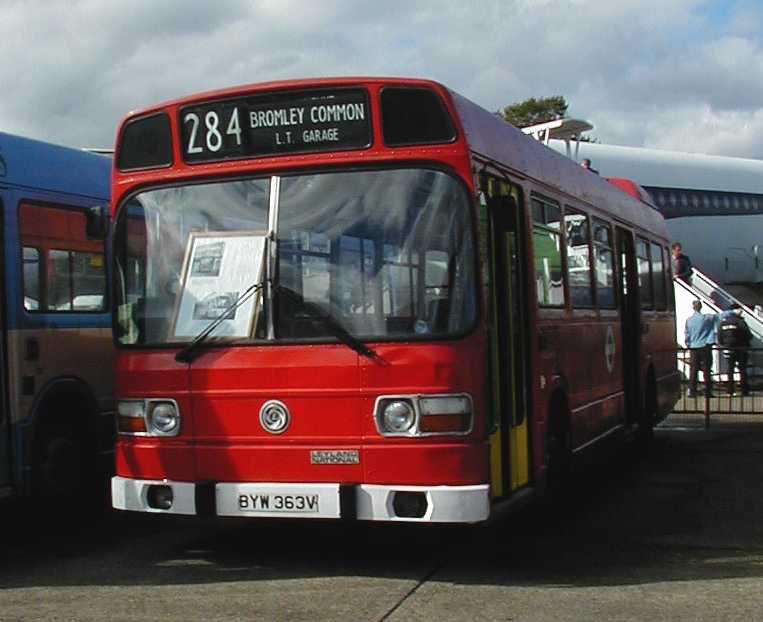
top-left (171, 231), bottom-right (267, 340)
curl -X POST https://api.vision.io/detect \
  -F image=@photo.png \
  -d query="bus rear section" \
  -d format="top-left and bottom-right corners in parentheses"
top-left (111, 162), bottom-right (491, 522)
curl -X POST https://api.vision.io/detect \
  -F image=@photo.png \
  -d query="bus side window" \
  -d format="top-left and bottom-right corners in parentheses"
top-left (19, 202), bottom-right (107, 313)
top-left (564, 207), bottom-right (593, 308)
top-left (532, 196), bottom-right (566, 307)
top-left (72, 251), bottom-right (106, 310)
top-left (592, 219), bottom-right (616, 309)
top-left (49, 249), bottom-right (74, 310)
top-left (22, 247), bottom-right (41, 311)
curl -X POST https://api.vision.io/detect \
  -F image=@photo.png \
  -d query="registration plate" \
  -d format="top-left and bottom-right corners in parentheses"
top-left (215, 483), bottom-right (341, 518)
top-left (238, 493), bottom-right (319, 513)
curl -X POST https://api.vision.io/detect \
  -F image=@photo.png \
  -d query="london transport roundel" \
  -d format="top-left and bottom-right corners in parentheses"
top-left (605, 325), bottom-right (616, 374)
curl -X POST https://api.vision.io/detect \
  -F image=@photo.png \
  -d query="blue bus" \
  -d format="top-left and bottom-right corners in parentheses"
top-left (0, 132), bottom-right (112, 501)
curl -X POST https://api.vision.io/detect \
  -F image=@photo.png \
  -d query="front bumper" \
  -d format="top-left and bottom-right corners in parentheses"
top-left (111, 476), bottom-right (490, 523)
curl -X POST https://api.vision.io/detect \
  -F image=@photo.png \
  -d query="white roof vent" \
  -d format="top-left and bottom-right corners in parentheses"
top-left (522, 118), bottom-right (593, 160)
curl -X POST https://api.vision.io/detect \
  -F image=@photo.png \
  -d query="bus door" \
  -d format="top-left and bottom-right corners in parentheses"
top-left (482, 176), bottom-right (529, 497)
top-left (615, 227), bottom-right (640, 426)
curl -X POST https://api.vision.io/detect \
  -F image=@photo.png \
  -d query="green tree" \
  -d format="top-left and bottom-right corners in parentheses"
top-left (500, 96), bottom-right (569, 128)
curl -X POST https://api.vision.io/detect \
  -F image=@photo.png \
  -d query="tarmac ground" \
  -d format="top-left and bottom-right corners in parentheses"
top-left (1, 414), bottom-right (763, 621)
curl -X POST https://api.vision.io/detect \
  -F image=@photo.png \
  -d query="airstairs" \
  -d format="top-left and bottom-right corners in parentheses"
top-left (674, 267), bottom-right (763, 378)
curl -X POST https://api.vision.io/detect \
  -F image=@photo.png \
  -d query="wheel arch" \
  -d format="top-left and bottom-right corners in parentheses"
top-left (25, 375), bottom-right (102, 494)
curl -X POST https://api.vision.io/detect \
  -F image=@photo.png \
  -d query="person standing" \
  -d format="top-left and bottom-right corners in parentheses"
top-left (718, 303), bottom-right (753, 395)
top-left (672, 242), bottom-right (693, 285)
top-left (685, 299), bottom-right (717, 396)
top-left (580, 158), bottom-right (599, 174)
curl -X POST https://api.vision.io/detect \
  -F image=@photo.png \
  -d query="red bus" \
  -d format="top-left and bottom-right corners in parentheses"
top-left (110, 78), bottom-right (680, 522)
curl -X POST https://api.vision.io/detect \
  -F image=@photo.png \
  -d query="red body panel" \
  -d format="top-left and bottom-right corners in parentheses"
top-left (115, 351), bottom-right (193, 480)
top-left (115, 334), bottom-right (490, 486)
top-left (116, 441), bottom-right (192, 481)
top-left (190, 345), bottom-right (361, 443)
top-left (538, 311), bottom-right (626, 449)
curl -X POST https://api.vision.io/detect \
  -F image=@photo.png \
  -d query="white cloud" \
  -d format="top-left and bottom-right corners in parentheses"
top-left (1, 0), bottom-right (761, 159)
top-left (643, 105), bottom-right (763, 158)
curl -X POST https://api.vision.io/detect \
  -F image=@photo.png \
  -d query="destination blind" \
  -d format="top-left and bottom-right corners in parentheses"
top-left (180, 89), bottom-right (371, 162)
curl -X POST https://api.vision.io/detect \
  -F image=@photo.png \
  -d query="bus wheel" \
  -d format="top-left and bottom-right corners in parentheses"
top-left (35, 422), bottom-right (85, 498)
top-left (543, 399), bottom-right (572, 505)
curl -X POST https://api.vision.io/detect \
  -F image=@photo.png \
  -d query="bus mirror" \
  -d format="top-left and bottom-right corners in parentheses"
top-left (86, 204), bottom-right (109, 240)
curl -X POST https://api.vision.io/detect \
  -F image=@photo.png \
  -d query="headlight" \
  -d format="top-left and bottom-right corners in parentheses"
top-left (117, 399), bottom-right (180, 436)
top-left (374, 394), bottom-right (473, 436)
top-left (147, 400), bottom-right (180, 436)
top-left (381, 400), bottom-right (416, 434)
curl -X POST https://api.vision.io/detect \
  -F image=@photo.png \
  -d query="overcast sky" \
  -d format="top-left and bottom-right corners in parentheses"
top-left (2, 0), bottom-right (762, 159)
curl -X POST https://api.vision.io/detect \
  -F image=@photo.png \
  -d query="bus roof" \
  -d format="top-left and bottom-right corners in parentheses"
top-left (450, 92), bottom-right (667, 236)
top-left (0, 131), bottom-right (111, 200)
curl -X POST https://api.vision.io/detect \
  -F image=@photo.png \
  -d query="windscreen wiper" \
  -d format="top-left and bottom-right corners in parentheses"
top-left (175, 281), bottom-right (265, 364)
top-left (274, 284), bottom-right (380, 361)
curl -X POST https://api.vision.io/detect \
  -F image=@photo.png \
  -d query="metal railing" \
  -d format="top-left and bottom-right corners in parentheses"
top-left (674, 346), bottom-right (763, 428)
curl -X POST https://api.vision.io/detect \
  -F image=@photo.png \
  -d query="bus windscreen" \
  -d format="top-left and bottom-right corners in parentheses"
top-left (114, 168), bottom-right (476, 346)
